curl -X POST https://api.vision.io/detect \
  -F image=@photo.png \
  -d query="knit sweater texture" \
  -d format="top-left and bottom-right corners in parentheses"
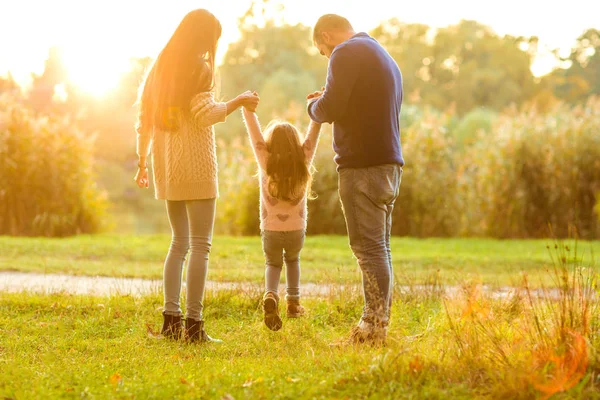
top-left (136, 92), bottom-right (226, 201)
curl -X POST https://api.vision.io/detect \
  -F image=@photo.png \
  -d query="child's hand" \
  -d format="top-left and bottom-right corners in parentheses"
top-left (238, 91), bottom-right (260, 112)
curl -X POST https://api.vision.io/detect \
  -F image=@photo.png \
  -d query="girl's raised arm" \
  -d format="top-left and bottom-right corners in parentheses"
top-left (302, 120), bottom-right (322, 165)
top-left (242, 107), bottom-right (268, 171)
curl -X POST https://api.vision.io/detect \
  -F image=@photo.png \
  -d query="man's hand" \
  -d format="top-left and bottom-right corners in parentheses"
top-left (307, 86), bottom-right (326, 101)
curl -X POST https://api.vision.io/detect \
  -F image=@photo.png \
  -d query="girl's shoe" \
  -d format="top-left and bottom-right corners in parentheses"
top-left (185, 318), bottom-right (222, 343)
top-left (286, 300), bottom-right (305, 318)
top-left (161, 311), bottom-right (183, 340)
top-left (263, 292), bottom-right (283, 331)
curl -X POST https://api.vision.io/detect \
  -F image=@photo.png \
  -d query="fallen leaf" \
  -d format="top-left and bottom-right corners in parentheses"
top-left (180, 377), bottom-right (189, 385)
top-left (110, 373), bottom-right (122, 386)
top-left (146, 323), bottom-right (162, 339)
top-left (242, 379), bottom-right (253, 388)
top-left (409, 356), bottom-right (425, 375)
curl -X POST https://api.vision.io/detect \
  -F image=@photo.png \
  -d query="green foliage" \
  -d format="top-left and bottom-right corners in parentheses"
top-left (393, 109), bottom-right (460, 237)
top-left (219, 19), bottom-right (326, 104)
top-left (452, 107), bottom-right (497, 148)
top-left (544, 29), bottom-right (600, 102)
top-left (371, 19), bottom-right (537, 114)
top-left (306, 129), bottom-right (347, 235)
top-left (467, 98), bottom-right (600, 238)
top-left (9, 15), bottom-right (600, 239)
top-left (210, 99), bottom-right (600, 239)
top-left (0, 93), bottom-right (108, 236)
top-left (216, 137), bottom-right (261, 235)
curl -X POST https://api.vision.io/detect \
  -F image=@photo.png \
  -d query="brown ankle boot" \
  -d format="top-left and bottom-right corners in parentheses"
top-left (286, 300), bottom-right (305, 318)
top-left (263, 292), bottom-right (282, 331)
top-left (161, 311), bottom-right (183, 340)
top-left (184, 318), bottom-right (222, 343)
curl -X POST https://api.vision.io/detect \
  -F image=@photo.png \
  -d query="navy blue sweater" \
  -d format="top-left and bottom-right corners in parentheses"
top-left (308, 32), bottom-right (404, 169)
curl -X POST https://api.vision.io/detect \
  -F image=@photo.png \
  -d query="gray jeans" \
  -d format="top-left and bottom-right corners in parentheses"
top-left (262, 230), bottom-right (305, 301)
top-left (163, 199), bottom-right (216, 321)
top-left (338, 164), bottom-right (402, 326)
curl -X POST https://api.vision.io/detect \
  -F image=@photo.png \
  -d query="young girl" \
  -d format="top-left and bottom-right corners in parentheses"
top-left (242, 104), bottom-right (321, 331)
top-left (134, 9), bottom-right (259, 343)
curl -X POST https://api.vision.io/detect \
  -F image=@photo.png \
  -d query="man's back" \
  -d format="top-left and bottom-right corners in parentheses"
top-left (308, 32), bottom-right (404, 169)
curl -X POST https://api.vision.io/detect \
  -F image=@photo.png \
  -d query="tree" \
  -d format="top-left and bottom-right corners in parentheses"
top-left (563, 29), bottom-right (600, 100)
top-left (370, 20), bottom-right (431, 103)
top-left (532, 28), bottom-right (599, 104)
top-left (370, 19), bottom-right (537, 113)
top-left (220, 21), bottom-right (326, 100)
top-left (28, 47), bottom-right (67, 112)
top-left (217, 2), bottom-right (327, 138)
top-left (0, 73), bottom-right (19, 94)
top-left (569, 29), bottom-right (600, 93)
top-left (428, 20), bottom-right (536, 113)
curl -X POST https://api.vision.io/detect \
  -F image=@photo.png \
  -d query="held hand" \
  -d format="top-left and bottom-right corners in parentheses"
top-left (239, 91), bottom-right (260, 112)
top-left (134, 167), bottom-right (149, 188)
top-left (306, 86), bottom-right (325, 101)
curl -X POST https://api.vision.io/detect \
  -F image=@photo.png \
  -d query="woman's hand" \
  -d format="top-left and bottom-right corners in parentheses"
top-left (134, 166), bottom-right (149, 188)
top-left (238, 91), bottom-right (260, 112)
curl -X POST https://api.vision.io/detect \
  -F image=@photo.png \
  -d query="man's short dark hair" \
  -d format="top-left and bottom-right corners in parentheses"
top-left (313, 14), bottom-right (354, 43)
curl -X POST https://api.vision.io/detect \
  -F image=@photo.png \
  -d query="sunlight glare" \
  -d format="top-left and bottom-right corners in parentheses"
top-left (62, 50), bottom-right (130, 97)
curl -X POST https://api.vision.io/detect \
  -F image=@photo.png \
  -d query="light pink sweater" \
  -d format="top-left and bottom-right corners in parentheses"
top-left (242, 109), bottom-right (321, 232)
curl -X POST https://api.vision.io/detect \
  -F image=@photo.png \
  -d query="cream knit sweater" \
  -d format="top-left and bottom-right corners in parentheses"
top-left (136, 92), bottom-right (226, 201)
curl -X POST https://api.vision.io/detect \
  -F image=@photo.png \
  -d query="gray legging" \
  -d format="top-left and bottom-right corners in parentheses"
top-left (163, 199), bottom-right (216, 321)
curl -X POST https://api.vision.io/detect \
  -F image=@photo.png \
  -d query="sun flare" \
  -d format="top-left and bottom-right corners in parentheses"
top-left (61, 50), bottom-right (131, 97)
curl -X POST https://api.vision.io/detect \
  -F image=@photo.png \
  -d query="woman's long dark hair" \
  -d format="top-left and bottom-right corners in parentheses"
top-left (136, 9), bottom-right (222, 132)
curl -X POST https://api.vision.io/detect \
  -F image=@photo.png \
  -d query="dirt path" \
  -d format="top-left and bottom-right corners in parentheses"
top-left (0, 271), bottom-right (560, 300)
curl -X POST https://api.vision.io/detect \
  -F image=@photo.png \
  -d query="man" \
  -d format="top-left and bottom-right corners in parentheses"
top-left (307, 14), bottom-right (404, 345)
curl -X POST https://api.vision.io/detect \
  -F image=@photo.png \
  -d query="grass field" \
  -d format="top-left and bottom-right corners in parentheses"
top-left (2, 278), bottom-right (598, 399)
top-left (2, 237), bottom-right (600, 398)
top-left (1, 235), bottom-right (599, 287)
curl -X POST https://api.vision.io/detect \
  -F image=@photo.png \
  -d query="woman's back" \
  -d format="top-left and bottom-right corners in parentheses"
top-left (138, 92), bottom-right (227, 201)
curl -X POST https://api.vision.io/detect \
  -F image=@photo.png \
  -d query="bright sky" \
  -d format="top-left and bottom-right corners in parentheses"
top-left (1, 0), bottom-right (598, 95)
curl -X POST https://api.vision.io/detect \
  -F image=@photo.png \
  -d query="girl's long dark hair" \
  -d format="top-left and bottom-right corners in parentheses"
top-left (136, 9), bottom-right (222, 132)
top-left (264, 122), bottom-right (312, 202)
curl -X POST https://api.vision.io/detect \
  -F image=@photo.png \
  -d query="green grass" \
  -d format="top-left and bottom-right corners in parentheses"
top-left (2, 286), bottom-right (598, 399)
top-left (2, 242), bottom-right (599, 399)
top-left (1, 235), bottom-right (599, 286)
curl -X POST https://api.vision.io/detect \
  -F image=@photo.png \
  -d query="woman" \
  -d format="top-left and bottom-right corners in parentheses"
top-left (134, 9), bottom-right (259, 343)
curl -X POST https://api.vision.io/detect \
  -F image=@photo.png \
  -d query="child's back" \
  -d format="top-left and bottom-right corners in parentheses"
top-left (242, 107), bottom-right (321, 331)
top-left (258, 142), bottom-right (314, 232)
